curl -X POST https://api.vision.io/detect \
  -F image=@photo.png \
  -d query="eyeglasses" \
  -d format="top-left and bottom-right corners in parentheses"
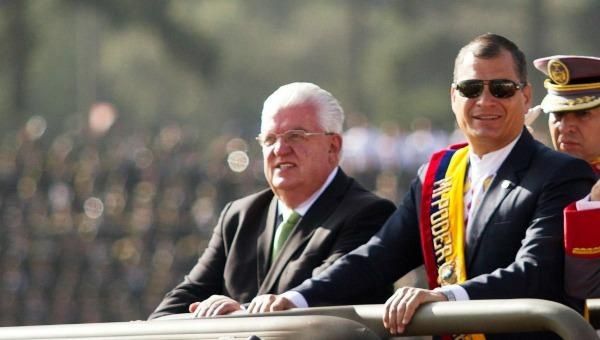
top-left (452, 79), bottom-right (526, 99)
top-left (256, 129), bottom-right (334, 147)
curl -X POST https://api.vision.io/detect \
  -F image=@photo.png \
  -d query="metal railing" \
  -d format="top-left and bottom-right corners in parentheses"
top-left (589, 298), bottom-right (600, 329)
top-left (0, 299), bottom-right (596, 339)
top-left (266, 299), bottom-right (598, 339)
top-left (0, 315), bottom-right (379, 340)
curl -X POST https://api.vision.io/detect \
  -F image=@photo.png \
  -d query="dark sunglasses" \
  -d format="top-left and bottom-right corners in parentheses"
top-left (452, 79), bottom-right (526, 99)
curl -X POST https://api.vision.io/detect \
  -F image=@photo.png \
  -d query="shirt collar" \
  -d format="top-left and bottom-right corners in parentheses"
top-left (468, 132), bottom-right (521, 181)
top-left (277, 167), bottom-right (339, 219)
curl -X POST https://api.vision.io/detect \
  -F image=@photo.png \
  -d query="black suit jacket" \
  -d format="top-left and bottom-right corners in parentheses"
top-left (149, 169), bottom-right (395, 318)
top-left (293, 130), bottom-right (596, 339)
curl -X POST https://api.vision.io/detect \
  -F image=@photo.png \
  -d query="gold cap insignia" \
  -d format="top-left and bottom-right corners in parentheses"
top-left (437, 262), bottom-right (457, 285)
top-left (547, 59), bottom-right (570, 85)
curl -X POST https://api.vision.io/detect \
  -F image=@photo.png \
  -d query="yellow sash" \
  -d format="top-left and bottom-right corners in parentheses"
top-left (420, 145), bottom-right (485, 340)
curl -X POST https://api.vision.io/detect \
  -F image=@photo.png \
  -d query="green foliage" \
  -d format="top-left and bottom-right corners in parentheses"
top-left (0, 0), bottom-right (599, 141)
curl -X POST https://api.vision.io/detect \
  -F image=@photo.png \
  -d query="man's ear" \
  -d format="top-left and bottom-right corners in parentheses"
top-left (330, 134), bottom-right (342, 152)
top-left (329, 134), bottom-right (343, 162)
top-left (522, 82), bottom-right (532, 109)
top-left (450, 86), bottom-right (459, 117)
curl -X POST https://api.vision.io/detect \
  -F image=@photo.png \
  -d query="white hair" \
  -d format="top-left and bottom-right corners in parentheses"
top-left (260, 82), bottom-right (344, 133)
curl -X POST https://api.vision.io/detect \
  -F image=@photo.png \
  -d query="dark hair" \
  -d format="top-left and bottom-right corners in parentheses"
top-left (453, 33), bottom-right (527, 83)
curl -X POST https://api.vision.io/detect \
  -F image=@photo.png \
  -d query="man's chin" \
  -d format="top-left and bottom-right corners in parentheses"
top-left (558, 145), bottom-right (583, 159)
top-left (270, 178), bottom-right (298, 191)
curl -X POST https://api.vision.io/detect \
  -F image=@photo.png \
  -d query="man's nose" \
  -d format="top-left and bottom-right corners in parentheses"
top-left (475, 86), bottom-right (497, 105)
top-left (558, 113), bottom-right (577, 132)
top-left (272, 138), bottom-right (292, 155)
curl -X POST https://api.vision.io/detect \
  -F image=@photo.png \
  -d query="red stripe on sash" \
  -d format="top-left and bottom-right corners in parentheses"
top-left (419, 150), bottom-right (448, 289)
top-left (419, 143), bottom-right (467, 289)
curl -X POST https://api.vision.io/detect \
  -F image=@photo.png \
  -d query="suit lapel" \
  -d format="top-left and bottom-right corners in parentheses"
top-left (256, 197), bottom-right (278, 288)
top-left (467, 130), bottom-right (535, 266)
top-left (258, 170), bottom-right (350, 294)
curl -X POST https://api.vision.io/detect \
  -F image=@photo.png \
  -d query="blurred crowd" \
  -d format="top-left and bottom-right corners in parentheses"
top-left (341, 116), bottom-right (465, 203)
top-left (0, 104), bottom-right (457, 325)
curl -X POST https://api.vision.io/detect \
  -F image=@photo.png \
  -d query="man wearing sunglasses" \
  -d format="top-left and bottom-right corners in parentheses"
top-left (148, 82), bottom-right (395, 319)
top-left (248, 34), bottom-right (595, 339)
top-left (532, 55), bottom-right (600, 301)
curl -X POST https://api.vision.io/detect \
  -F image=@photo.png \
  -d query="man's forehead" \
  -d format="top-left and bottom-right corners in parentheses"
top-left (455, 51), bottom-right (518, 79)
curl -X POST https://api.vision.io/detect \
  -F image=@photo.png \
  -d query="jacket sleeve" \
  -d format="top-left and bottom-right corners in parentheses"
top-left (310, 196), bottom-right (396, 278)
top-left (148, 203), bottom-right (232, 319)
top-left (294, 178), bottom-right (424, 306)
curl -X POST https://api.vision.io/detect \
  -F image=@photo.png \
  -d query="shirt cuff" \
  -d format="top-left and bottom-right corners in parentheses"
top-left (281, 290), bottom-right (308, 308)
top-left (434, 284), bottom-right (470, 301)
top-left (576, 194), bottom-right (600, 211)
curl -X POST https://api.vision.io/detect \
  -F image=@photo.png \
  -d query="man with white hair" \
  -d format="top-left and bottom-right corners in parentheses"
top-left (149, 82), bottom-right (395, 319)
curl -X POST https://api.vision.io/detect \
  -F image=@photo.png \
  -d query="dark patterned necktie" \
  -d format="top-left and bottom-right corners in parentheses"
top-left (466, 175), bottom-right (494, 247)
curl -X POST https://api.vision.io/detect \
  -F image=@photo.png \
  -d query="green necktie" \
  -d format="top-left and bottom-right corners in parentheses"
top-left (272, 211), bottom-right (301, 262)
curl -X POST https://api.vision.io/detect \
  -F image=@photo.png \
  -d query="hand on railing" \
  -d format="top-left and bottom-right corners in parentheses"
top-left (189, 295), bottom-right (243, 318)
top-left (247, 294), bottom-right (296, 314)
top-left (383, 287), bottom-right (447, 335)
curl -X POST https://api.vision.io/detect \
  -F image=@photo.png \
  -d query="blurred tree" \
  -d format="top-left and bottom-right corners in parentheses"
top-left (65, 0), bottom-right (218, 80)
top-left (345, 0), bottom-right (370, 114)
top-left (0, 0), bottom-right (35, 129)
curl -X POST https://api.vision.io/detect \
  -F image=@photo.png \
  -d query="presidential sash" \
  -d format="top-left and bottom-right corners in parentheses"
top-left (419, 144), bottom-right (485, 340)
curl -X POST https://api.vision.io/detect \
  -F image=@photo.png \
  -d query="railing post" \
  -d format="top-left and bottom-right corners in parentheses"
top-left (588, 298), bottom-right (600, 330)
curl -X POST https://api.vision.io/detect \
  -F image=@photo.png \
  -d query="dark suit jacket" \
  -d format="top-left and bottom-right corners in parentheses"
top-left (293, 130), bottom-right (596, 339)
top-left (149, 169), bottom-right (395, 319)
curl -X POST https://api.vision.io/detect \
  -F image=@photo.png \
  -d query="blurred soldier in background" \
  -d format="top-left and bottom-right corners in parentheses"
top-left (533, 55), bottom-right (600, 300)
top-left (149, 82), bottom-right (395, 319)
